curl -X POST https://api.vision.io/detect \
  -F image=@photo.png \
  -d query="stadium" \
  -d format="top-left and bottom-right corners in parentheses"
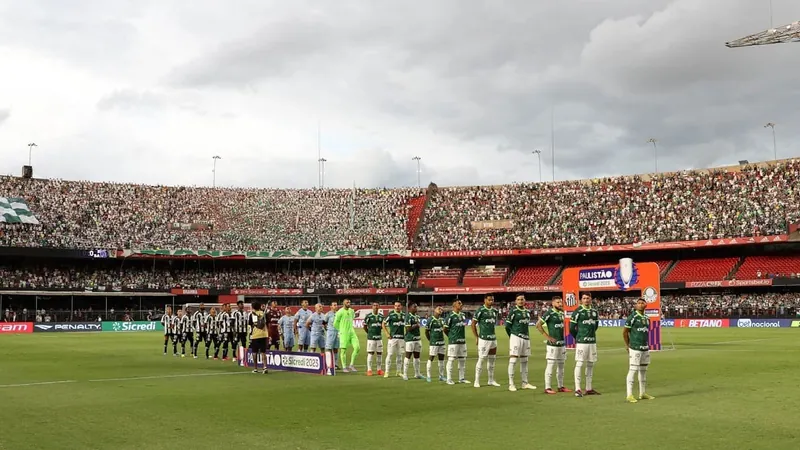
top-left (3, 3), bottom-right (800, 450)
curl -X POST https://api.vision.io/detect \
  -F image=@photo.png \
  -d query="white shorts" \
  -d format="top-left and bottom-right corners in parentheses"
top-left (575, 343), bottom-right (598, 363)
top-left (629, 349), bottom-right (651, 367)
top-left (387, 338), bottom-right (404, 354)
top-left (367, 339), bottom-right (383, 353)
top-left (447, 344), bottom-right (467, 358)
top-left (545, 345), bottom-right (567, 361)
top-left (509, 335), bottom-right (531, 357)
top-left (404, 341), bottom-right (422, 353)
top-left (429, 345), bottom-right (445, 357)
top-left (477, 338), bottom-right (497, 357)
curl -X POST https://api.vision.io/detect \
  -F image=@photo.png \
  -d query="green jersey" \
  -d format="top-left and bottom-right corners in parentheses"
top-left (383, 311), bottom-right (406, 339)
top-left (404, 313), bottom-right (421, 342)
top-left (539, 307), bottom-right (566, 347)
top-left (364, 312), bottom-right (384, 340)
top-left (625, 311), bottom-right (650, 351)
top-left (569, 306), bottom-right (599, 344)
top-left (445, 312), bottom-right (466, 344)
top-left (505, 306), bottom-right (531, 339)
top-left (426, 315), bottom-right (445, 346)
top-left (473, 305), bottom-right (498, 340)
top-left (333, 308), bottom-right (355, 334)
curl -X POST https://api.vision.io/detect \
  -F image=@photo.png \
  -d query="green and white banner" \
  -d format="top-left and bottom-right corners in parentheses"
top-left (118, 248), bottom-right (411, 259)
top-left (0, 197), bottom-right (39, 224)
top-left (101, 321), bottom-right (164, 332)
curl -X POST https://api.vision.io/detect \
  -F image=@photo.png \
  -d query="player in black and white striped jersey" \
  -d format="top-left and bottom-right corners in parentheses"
top-left (191, 304), bottom-right (209, 359)
top-left (161, 306), bottom-right (177, 356)
top-left (175, 309), bottom-right (193, 358)
top-left (204, 308), bottom-right (220, 359)
top-left (231, 301), bottom-right (248, 352)
top-left (214, 304), bottom-right (233, 361)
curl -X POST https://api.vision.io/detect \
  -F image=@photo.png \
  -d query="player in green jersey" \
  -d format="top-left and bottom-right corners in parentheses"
top-left (536, 296), bottom-right (572, 394)
top-left (472, 295), bottom-right (501, 388)
top-left (444, 300), bottom-right (469, 385)
top-left (623, 298), bottom-right (655, 403)
top-left (425, 305), bottom-right (446, 382)
top-left (382, 302), bottom-right (406, 378)
top-left (363, 302), bottom-right (385, 377)
top-left (333, 298), bottom-right (360, 372)
top-left (569, 292), bottom-right (600, 397)
top-left (403, 303), bottom-right (424, 380)
top-left (505, 295), bottom-right (536, 392)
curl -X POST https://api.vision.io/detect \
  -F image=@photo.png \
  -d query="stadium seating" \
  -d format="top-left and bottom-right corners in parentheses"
top-left (416, 267), bottom-right (462, 288)
top-left (462, 265), bottom-right (508, 287)
top-left (735, 255), bottom-right (800, 279)
top-left (507, 266), bottom-right (561, 286)
top-left (664, 258), bottom-right (739, 282)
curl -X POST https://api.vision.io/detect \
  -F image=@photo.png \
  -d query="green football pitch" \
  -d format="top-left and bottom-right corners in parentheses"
top-left (0, 328), bottom-right (797, 450)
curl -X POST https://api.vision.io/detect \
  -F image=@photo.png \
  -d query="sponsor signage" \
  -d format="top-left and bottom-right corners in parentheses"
top-left (231, 288), bottom-right (303, 296)
top-left (674, 319), bottom-right (730, 328)
top-left (171, 288), bottom-right (210, 295)
top-left (578, 267), bottom-right (617, 289)
top-left (101, 321), bottom-right (164, 332)
top-left (411, 235), bottom-right (787, 258)
top-left (236, 348), bottom-right (332, 375)
top-left (792, 321), bottom-right (800, 328)
top-left (685, 279), bottom-right (773, 288)
top-left (598, 319), bottom-right (625, 327)
top-left (661, 319), bottom-right (675, 328)
top-left (470, 220), bottom-right (514, 230)
top-left (33, 322), bottom-right (102, 333)
top-left (334, 288), bottom-right (407, 295)
top-left (0, 322), bottom-right (33, 334)
top-left (432, 285), bottom-right (561, 294)
top-left (731, 318), bottom-right (792, 328)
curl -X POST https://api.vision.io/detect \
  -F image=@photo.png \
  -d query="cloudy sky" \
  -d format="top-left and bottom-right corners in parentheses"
top-left (1, 0), bottom-right (799, 189)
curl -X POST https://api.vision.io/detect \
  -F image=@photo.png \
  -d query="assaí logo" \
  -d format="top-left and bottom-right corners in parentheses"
top-left (737, 318), bottom-right (781, 328)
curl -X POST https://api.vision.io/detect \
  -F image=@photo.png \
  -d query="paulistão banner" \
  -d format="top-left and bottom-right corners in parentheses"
top-left (236, 347), bottom-right (332, 376)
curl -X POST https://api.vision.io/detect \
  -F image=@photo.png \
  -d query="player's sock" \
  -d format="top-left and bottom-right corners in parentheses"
top-left (340, 350), bottom-right (348, 369)
top-left (367, 353), bottom-right (373, 371)
top-left (475, 357), bottom-right (484, 383)
top-left (487, 355), bottom-right (496, 383)
top-left (585, 362), bottom-right (595, 391)
top-left (426, 360), bottom-right (432, 379)
top-left (396, 353), bottom-right (402, 372)
top-left (638, 367), bottom-right (647, 395)
top-left (385, 350), bottom-right (393, 374)
top-left (545, 360), bottom-right (555, 390)
top-left (458, 357), bottom-right (466, 381)
top-left (438, 359), bottom-right (445, 378)
top-left (446, 357), bottom-right (454, 382)
top-left (173, 341), bottom-right (178, 355)
top-left (508, 357), bottom-right (518, 385)
top-left (349, 347), bottom-right (359, 366)
top-left (520, 357), bottom-right (529, 384)
top-left (377, 353), bottom-right (383, 367)
top-left (556, 361), bottom-right (565, 387)
top-left (575, 361), bottom-right (584, 391)
top-left (403, 357), bottom-right (410, 378)
top-left (626, 367), bottom-right (636, 397)
top-left (163, 340), bottom-right (168, 353)
top-left (413, 358), bottom-right (421, 377)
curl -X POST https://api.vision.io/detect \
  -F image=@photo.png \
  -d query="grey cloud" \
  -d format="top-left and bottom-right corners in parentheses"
top-left (0, 109), bottom-right (9, 126)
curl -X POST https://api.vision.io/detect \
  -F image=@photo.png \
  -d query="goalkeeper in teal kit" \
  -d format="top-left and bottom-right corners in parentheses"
top-left (334, 299), bottom-right (360, 372)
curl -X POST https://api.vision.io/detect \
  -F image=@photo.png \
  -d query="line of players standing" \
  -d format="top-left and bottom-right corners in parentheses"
top-left (160, 301), bottom-right (251, 360)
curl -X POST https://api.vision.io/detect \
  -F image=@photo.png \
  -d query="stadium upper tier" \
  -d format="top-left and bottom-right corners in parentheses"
top-left (1, 160), bottom-right (799, 251)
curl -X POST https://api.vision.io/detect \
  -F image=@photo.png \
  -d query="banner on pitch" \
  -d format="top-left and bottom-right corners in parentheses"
top-left (731, 318), bottom-right (793, 328)
top-left (34, 322), bottom-right (102, 332)
top-left (101, 321), bottom-right (164, 332)
top-left (236, 347), bottom-right (334, 376)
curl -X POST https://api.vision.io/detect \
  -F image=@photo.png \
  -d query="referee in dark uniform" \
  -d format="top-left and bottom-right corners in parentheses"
top-left (249, 302), bottom-right (269, 374)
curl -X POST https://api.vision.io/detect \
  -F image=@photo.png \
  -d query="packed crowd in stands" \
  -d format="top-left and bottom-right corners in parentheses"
top-left (0, 266), bottom-right (412, 291)
top-left (0, 176), bottom-right (419, 251)
top-left (2, 160), bottom-right (800, 252)
top-left (416, 161), bottom-right (800, 250)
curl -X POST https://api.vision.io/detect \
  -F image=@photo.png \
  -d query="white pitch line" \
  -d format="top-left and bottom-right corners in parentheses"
top-left (707, 338), bottom-right (774, 345)
top-left (0, 380), bottom-right (77, 388)
top-left (88, 371), bottom-right (248, 383)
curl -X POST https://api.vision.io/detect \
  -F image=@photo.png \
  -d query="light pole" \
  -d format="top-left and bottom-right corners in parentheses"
top-left (412, 156), bottom-right (422, 188)
top-left (27, 143), bottom-right (37, 166)
top-left (532, 149), bottom-right (542, 182)
top-left (318, 158), bottom-right (327, 188)
top-left (764, 123), bottom-right (776, 160)
top-left (212, 155), bottom-right (221, 187)
top-left (647, 138), bottom-right (658, 173)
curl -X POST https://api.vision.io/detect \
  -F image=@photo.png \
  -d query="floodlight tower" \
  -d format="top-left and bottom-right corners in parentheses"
top-left (726, 21), bottom-right (800, 48)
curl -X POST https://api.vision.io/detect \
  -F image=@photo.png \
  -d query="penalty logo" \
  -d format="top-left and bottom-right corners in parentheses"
top-left (565, 292), bottom-right (577, 307)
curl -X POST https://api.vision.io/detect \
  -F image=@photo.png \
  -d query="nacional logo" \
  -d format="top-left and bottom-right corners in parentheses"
top-left (737, 318), bottom-right (781, 328)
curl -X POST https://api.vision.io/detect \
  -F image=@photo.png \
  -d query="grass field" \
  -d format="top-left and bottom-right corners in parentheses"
top-left (1, 328), bottom-right (798, 450)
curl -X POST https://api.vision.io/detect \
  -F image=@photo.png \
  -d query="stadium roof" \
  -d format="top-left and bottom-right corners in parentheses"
top-left (726, 21), bottom-right (800, 48)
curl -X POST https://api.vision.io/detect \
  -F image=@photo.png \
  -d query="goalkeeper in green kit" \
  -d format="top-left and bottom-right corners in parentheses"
top-left (334, 299), bottom-right (360, 372)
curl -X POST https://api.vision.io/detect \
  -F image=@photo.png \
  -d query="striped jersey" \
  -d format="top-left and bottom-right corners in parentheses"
top-left (205, 314), bottom-right (220, 334)
top-left (161, 314), bottom-right (175, 335)
top-left (174, 315), bottom-right (191, 334)
top-left (217, 311), bottom-right (232, 334)
top-left (192, 310), bottom-right (208, 332)
top-left (231, 310), bottom-right (247, 334)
